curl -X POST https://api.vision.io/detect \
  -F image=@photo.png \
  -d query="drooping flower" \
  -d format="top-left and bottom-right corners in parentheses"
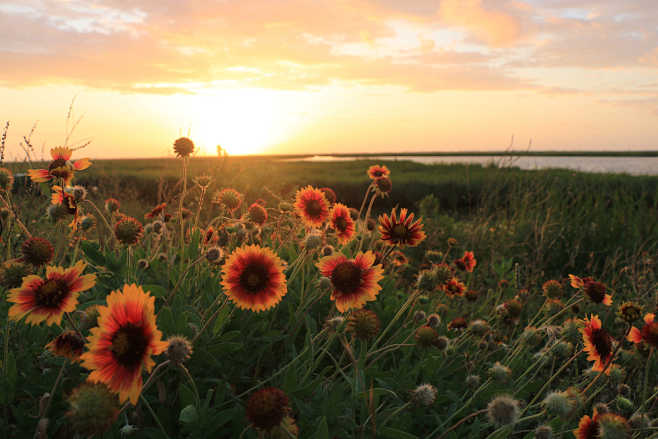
top-left (454, 251), bottom-right (476, 272)
top-left (329, 203), bottom-right (355, 244)
top-left (7, 260), bottom-right (96, 326)
top-left (569, 275), bottom-right (612, 306)
top-left (627, 313), bottom-right (658, 349)
top-left (574, 409), bottom-right (601, 439)
top-left (374, 176), bottom-right (392, 194)
top-left (581, 315), bottom-right (615, 374)
top-left (367, 164), bottom-right (390, 180)
top-left (104, 198), bottom-right (120, 213)
top-left (81, 284), bottom-right (167, 404)
top-left (221, 245), bottom-right (288, 312)
top-left (317, 251), bottom-right (383, 312)
top-left (294, 186), bottom-right (330, 228)
top-left (378, 208), bottom-right (426, 247)
top-left (319, 187), bottom-right (337, 204)
top-left (145, 203), bottom-right (167, 220)
top-left (173, 137), bottom-right (195, 158)
top-left (46, 330), bottom-right (85, 361)
top-left (28, 147), bottom-right (91, 185)
top-left (248, 202), bottom-right (268, 226)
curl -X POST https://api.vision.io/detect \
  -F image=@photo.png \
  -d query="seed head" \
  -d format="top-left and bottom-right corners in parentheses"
top-left (415, 326), bottom-right (439, 348)
top-left (346, 309), bottom-right (380, 340)
top-left (205, 246), bottom-right (223, 264)
top-left (66, 383), bottom-right (120, 437)
top-left (489, 362), bottom-right (512, 383)
top-left (411, 384), bottom-right (437, 407)
top-left (21, 237), bottom-right (54, 266)
top-left (617, 302), bottom-right (643, 324)
top-left (465, 375), bottom-right (480, 388)
top-left (114, 216), bottom-right (144, 245)
top-left (0, 259), bottom-right (31, 289)
top-left (173, 137), bottom-right (195, 158)
top-left (542, 391), bottom-right (571, 416)
top-left (245, 387), bottom-right (290, 431)
top-left (534, 425), bottom-right (552, 439)
top-left (487, 395), bottom-right (520, 426)
top-left (166, 336), bottom-right (193, 365)
top-left (426, 313), bottom-right (441, 328)
top-left (598, 413), bottom-right (631, 439)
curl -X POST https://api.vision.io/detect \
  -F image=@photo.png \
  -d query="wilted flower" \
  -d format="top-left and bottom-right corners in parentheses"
top-left (246, 387), bottom-right (290, 431)
top-left (166, 336), bottom-right (193, 365)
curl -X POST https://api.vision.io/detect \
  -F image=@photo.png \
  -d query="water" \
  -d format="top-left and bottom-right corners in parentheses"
top-left (292, 155), bottom-right (658, 176)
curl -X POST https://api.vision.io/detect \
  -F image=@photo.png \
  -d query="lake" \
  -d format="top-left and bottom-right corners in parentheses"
top-left (291, 155), bottom-right (658, 176)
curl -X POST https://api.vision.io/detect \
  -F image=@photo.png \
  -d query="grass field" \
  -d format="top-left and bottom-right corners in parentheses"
top-left (1, 153), bottom-right (657, 438)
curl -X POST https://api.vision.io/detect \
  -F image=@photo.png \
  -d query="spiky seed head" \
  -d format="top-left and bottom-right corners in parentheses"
top-left (47, 202), bottom-right (68, 222)
top-left (71, 185), bottom-right (87, 202)
top-left (114, 216), bottom-right (144, 245)
top-left (628, 413), bottom-right (649, 431)
top-left (0, 259), bottom-right (31, 289)
top-left (609, 366), bottom-right (625, 384)
top-left (534, 425), bottom-right (553, 439)
top-left (303, 233), bottom-right (323, 250)
top-left (173, 137), bottom-right (195, 157)
top-left (617, 302), bottom-right (643, 324)
top-left (104, 198), bottom-right (120, 213)
top-left (426, 313), bottom-right (441, 328)
top-left (346, 310), bottom-right (380, 340)
top-left (414, 310), bottom-right (427, 323)
top-left (411, 384), bottom-right (437, 407)
top-left (543, 391), bottom-right (571, 416)
top-left (598, 413), bottom-right (631, 439)
top-left (166, 336), bottom-right (193, 365)
top-left (487, 395), bottom-right (520, 426)
top-left (66, 383), bottom-right (120, 437)
top-left (551, 341), bottom-right (573, 358)
top-left (489, 362), bottom-right (512, 382)
top-left (415, 326), bottom-right (439, 348)
top-left (416, 269), bottom-right (436, 292)
top-left (614, 396), bottom-right (633, 415)
top-left (542, 280), bottom-right (563, 299)
top-left (469, 319), bottom-right (490, 336)
top-left (465, 375), bottom-right (481, 388)
top-left (21, 237), bottom-right (54, 266)
top-left (205, 246), bottom-right (223, 264)
top-left (0, 168), bottom-right (14, 192)
top-left (562, 318), bottom-right (581, 344)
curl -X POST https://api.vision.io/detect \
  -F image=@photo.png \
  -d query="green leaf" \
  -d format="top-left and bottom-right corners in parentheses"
top-left (143, 284), bottom-right (168, 298)
top-left (80, 240), bottom-right (105, 266)
top-left (379, 427), bottom-right (418, 439)
top-left (179, 404), bottom-right (199, 424)
top-left (311, 417), bottom-right (329, 439)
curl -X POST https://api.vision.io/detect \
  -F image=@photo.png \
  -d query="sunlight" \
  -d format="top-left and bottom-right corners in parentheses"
top-left (174, 88), bottom-right (303, 156)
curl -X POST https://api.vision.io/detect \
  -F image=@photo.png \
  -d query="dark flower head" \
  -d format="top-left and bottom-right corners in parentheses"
top-left (22, 237), bottom-right (54, 267)
top-left (246, 387), bottom-right (290, 431)
top-left (173, 137), bottom-right (195, 157)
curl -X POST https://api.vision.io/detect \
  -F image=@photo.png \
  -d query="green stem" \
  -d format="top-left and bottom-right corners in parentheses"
top-left (140, 394), bottom-right (171, 439)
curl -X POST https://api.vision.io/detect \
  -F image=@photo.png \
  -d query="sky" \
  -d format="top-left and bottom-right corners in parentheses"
top-left (1, 0), bottom-right (657, 158)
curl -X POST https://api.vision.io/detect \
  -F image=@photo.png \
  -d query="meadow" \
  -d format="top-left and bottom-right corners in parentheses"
top-left (0, 146), bottom-right (657, 438)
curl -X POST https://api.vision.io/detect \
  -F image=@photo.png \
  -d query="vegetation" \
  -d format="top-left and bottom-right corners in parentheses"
top-left (0, 146), bottom-right (656, 438)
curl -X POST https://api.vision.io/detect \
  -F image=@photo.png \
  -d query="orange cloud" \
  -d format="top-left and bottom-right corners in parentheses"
top-left (439, 0), bottom-right (522, 47)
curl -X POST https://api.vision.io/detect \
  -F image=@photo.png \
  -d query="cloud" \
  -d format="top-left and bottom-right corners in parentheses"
top-left (439, 0), bottom-right (523, 47)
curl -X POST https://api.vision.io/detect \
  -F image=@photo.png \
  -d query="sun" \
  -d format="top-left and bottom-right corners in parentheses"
top-left (174, 88), bottom-right (302, 156)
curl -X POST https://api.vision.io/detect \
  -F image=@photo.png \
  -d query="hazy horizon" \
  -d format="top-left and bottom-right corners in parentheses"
top-left (1, 0), bottom-right (657, 159)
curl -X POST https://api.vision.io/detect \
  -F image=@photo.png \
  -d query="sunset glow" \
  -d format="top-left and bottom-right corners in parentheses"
top-left (1, 0), bottom-right (657, 158)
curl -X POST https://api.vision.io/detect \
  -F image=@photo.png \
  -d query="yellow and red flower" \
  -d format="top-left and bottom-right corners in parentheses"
top-left (581, 315), bottom-right (615, 374)
top-left (221, 245), bottom-right (288, 312)
top-left (574, 409), bottom-right (601, 439)
top-left (28, 147), bottom-right (91, 185)
top-left (367, 164), bottom-right (390, 180)
top-left (627, 313), bottom-right (658, 349)
top-left (294, 186), bottom-right (330, 228)
top-left (46, 330), bottom-right (85, 361)
top-left (329, 203), bottom-right (355, 244)
top-left (569, 275), bottom-right (612, 306)
top-left (145, 203), bottom-right (167, 220)
top-left (454, 251), bottom-right (476, 272)
top-left (378, 208), bottom-right (426, 247)
top-left (317, 251), bottom-right (383, 312)
top-left (7, 260), bottom-right (95, 326)
top-left (442, 277), bottom-right (466, 297)
top-left (248, 203), bottom-right (268, 226)
top-left (319, 187), bottom-right (337, 204)
top-left (81, 284), bottom-right (167, 405)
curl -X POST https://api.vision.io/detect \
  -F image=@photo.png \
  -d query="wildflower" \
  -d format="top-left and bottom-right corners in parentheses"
top-left (0, 259), bottom-right (31, 290)
top-left (569, 275), bottom-right (612, 306)
top-left (390, 251), bottom-right (408, 266)
top-left (66, 383), bottom-right (120, 437)
top-left (205, 246), bottom-right (223, 264)
top-left (319, 187), bottom-right (337, 204)
top-left (7, 260), bottom-right (95, 326)
top-left (321, 245), bottom-right (334, 256)
top-left (627, 313), bottom-right (658, 349)
top-left (454, 251), bottom-right (476, 272)
top-left (105, 198), bottom-right (120, 213)
top-left (21, 236), bottom-right (54, 266)
top-left (443, 277), bottom-right (466, 297)
top-left (543, 391), bottom-right (571, 416)
top-left (378, 208), bottom-right (426, 247)
top-left (411, 384), bottom-right (437, 407)
top-left (426, 313), bottom-right (441, 328)
top-left (575, 409), bottom-right (601, 439)
top-left (270, 416), bottom-right (299, 439)
top-left (317, 251), bottom-right (383, 312)
top-left (46, 330), bottom-right (85, 361)
top-left (487, 395), bottom-right (520, 426)
top-left (221, 245), bottom-right (288, 312)
top-left (145, 203), bottom-right (166, 220)
top-left (303, 232), bottom-right (323, 250)
top-left (415, 326), bottom-right (440, 348)
top-left (598, 413), bottom-right (630, 439)
top-left (346, 309), bottom-right (380, 340)
top-left (28, 147), bottom-right (91, 185)
top-left (173, 137), bottom-right (194, 158)
top-left (114, 216), bottom-right (144, 246)
top-left (468, 319), bottom-right (489, 336)
top-left (465, 289), bottom-right (479, 302)
top-left (542, 280), bottom-right (563, 300)
top-left (329, 203), bottom-right (355, 244)
top-left (71, 185), bottom-right (87, 202)
top-left (581, 315), bottom-right (615, 374)
top-left (367, 164), bottom-right (390, 179)
top-left (617, 302), bottom-right (642, 324)
top-left (448, 317), bottom-right (468, 331)
top-left (214, 188), bottom-right (242, 213)
top-left (246, 387), bottom-right (290, 431)
top-left (166, 336), bottom-right (193, 365)
top-left (81, 284), bottom-right (168, 404)
top-left (0, 167), bottom-right (14, 192)
top-left (374, 176), bottom-right (392, 194)
top-left (414, 310), bottom-right (427, 323)
top-left (489, 362), bottom-right (512, 382)
top-left (294, 186), bottom-right (330, 228)
top-left (248, 203), bottom-right (268, 226)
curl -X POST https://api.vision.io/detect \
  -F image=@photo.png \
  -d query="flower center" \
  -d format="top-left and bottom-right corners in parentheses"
top-left (56, 332), bottom-right (85, 353)
top-left (239, 263), bottom-right (269, 293)
top-left (584, 281), bottom-right (606, 303)
top-left (391, 224), bottom-right (409, 241)
top-left (111, 323), bottom-right (149, 368)
top-left (331, 261), bottom-right (362, 294)
top-left (304, 199), bottom-right (323, 217)
top-left (34, 279), bottom-right (69, 309)
top-left (591, 328), bottom-right (612, 359)
top-left (334, 216), bottom-right (348, 232)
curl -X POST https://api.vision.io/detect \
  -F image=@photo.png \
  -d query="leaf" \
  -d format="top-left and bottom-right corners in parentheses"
top-left (311, 417), bottom-right (329, 439)
top-left (179, 404), bottom-right (199, 424)
top-left (80, 240), bottom-right (105, 266)
top-left (143, 284), bottom-right (168, 298)
top-left (379, 427), bottom-right (418, 439)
